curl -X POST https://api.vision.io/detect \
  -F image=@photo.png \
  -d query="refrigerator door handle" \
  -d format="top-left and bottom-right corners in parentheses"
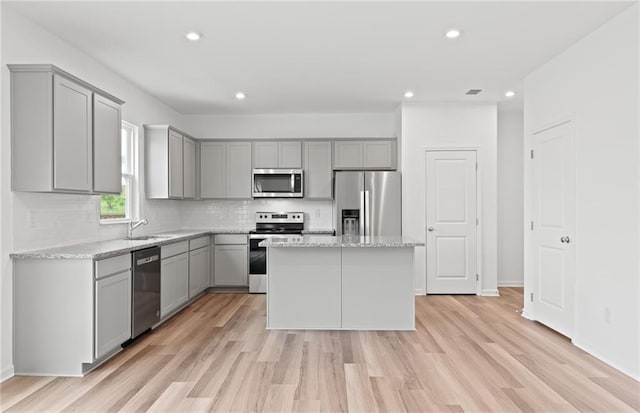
top-left (364, 190), bottom-right (370, 236)
top-left (359, 190), bottom-right (365, 236)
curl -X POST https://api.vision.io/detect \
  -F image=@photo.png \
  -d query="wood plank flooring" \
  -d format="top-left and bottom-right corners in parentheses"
top-left (2, 288), bottom-right (639, 412)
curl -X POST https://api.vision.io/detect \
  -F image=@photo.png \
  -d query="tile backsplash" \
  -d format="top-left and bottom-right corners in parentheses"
top-left (13, 192), bottom-right (334, 252)
top-left (180, 199), bottom-right (334, 230)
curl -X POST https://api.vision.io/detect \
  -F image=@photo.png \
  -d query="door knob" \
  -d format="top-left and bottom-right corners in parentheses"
top-left (427, 227), bottom-right (434, 232)
top-left (560, 236), bottom-right (571, 244)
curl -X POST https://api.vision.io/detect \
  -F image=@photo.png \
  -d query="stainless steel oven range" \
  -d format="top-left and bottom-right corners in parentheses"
top-left (249, 212), bottom-right (304, 293)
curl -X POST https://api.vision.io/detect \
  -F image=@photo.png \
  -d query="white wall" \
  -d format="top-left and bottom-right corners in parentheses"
top-left (0, 7), bottom-right (189, 380)
top-left (523, 5), bottom-right (639, 379)
top-left (497, 110), bottom-right (524, 286)
top-left (185, 112), bottom-right (396, 139)
top-left (400, 103), bottom-right (498, 295)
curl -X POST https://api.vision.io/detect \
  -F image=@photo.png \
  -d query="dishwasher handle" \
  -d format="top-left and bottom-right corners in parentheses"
top-left (136, 255), bottom-right (159, 266)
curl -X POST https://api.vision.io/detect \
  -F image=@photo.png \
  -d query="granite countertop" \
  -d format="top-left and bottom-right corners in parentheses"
top-left (259, 235), bottom-right (424, 248)
top-left (11, 228), bottom-right (253, 260)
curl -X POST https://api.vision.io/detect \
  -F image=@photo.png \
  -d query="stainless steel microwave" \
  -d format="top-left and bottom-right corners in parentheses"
top-left (252, 169), bottom-right (304, 198)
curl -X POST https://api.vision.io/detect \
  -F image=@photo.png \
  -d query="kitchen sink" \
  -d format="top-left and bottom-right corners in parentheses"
top-left (124, 235), bottom-right (172, 241)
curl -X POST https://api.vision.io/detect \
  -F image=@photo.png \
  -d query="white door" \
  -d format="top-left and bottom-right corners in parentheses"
top-left (532, 121), bottom-right (576, 338)
top-left (426, 150), bottom-right (478, 294)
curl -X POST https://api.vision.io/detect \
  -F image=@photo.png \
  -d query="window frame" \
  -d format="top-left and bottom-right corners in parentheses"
top-left (100, 121), bottom-right (139, 225)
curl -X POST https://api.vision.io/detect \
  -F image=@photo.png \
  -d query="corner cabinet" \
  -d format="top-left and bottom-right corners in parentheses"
top-left (9, 64), bottom-right (124, 194)
top-left (200, 141), bottom-right (252, 199)
top-left (144, 125), bottom-right (198, 199)
top-left (334, 139), bottom-right (397, 170)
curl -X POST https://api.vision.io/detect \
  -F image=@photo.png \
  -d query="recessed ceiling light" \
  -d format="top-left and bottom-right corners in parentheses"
top-left (445, 29), bottom-right (461, 39)
top-left (235, 92), bottom-right (246, 100)
top-left (185, 32), bottom-right (202, 41)
top-left (505, 90), bottom-right (516, 98)
top-left (404, 91), bottom-right (414, 99)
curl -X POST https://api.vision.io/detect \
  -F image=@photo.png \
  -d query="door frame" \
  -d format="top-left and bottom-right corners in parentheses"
top-left (424, 146), bottom-right (481, 296)
top-left (523, 115), bottom-right (576, 326)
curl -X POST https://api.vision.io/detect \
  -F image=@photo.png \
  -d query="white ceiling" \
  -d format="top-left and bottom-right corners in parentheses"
top-left (6, 1), bottom-right (634, 114)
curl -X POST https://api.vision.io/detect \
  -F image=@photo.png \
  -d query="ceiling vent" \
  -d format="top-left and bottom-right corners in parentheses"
top-left (465, 89), bottom-right (483, 95)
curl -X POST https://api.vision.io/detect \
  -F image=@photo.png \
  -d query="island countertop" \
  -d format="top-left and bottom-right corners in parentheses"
top-left (259, 235), bottom-right (424, 248)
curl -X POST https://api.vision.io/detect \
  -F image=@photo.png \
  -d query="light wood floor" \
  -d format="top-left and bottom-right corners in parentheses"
top-left (2, 288), bottom-right (639, 412)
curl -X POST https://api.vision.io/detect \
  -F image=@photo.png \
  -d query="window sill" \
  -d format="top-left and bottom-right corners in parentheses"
top-left (100, 218), bottom-right (132, 226)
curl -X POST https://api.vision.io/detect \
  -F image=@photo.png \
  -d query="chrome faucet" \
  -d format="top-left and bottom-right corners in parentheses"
top-left (128, 219), bottom-right (148, 238)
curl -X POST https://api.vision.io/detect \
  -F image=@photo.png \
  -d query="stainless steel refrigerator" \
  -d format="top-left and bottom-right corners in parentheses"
top-left (334, 171), bottom-right (401, 236)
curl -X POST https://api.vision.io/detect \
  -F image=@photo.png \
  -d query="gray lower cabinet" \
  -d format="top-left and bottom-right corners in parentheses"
top-left (303, 140), bottom-right (333, 199)
top-left (200, 141), bottom-right (252, 199)
top-left (9, 64), bottom-right (124, 194)
top-left (189, 242), bottom-right (210, 298)
top-left (95, 269), bottom-right (131, 359)
top-left (160, 249), bottom-right (189, 318)
top-left (333, 139), bottom-right (397, 170)
top-left (214, 235), bottom-right (248, 286)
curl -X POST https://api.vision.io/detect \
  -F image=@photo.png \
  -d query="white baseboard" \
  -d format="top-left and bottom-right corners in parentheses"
top-left (497, 280), bottom-right (524, 287)
top-left (1, 365), bottom-right (14, 383)
top-left (521, 309), bottom-right (534, 320)
top-left (481, 289), bottom-right (500, 297)
top-left (414, 288), bottom-right (426, 296)
top-left (572, 339), bottom-right (640, 381)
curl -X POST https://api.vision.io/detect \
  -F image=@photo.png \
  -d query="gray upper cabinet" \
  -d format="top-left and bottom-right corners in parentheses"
top-left (9, 64), bottom-right (124, 194)
top-left (333, 139), bottom-right (397, 170)
top-left (168, 130), bottom-right (184, 198)
top-left (253, 141), bottom-right (302, 168)
top-left (183, 137), bottom-right (197, 199)
top-left (200, 142), bottom-right (226, 198)
top-left (304, 140), bottom-right (333, 199)
top-left (201, 141), bottom-right (252, 199)
top-left (93, 94), bottom-right (122, 194)
top-left (226, 142), bottom-right (252, 198)
top-left (145, 125), bottom-right (197, 199)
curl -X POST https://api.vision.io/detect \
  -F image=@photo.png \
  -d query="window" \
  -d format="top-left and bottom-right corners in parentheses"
top-left (100, 121), bottom-right (138, 223)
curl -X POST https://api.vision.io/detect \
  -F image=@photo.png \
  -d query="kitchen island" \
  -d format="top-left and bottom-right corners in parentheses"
top-left (260, 235), bottom-right (424, 330)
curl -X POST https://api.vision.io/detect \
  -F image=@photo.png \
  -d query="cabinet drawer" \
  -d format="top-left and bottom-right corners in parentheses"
top-left (161, 241), bottom-right (189, 259)
top-left (190, 236), bottom-right (210, 251)
top-left (214, 234), bottom-right (247, 245)
top-left (95, 254), bottom-right (131, 280)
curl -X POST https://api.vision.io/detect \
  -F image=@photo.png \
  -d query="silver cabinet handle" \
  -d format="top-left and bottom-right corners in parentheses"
top-left (560, 236), bottom-right (571, 244)
top-left (427, 227), bottom-right (434, 232)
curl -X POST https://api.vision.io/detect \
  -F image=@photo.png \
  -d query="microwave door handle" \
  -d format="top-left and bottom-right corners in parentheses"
top-left (291, 174), bottom-right (295, 192)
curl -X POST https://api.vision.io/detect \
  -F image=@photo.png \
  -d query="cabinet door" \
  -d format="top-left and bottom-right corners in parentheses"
top-left (214, 244), bottom-right (248, 286)
top-left (93, 94), bottom-right (121, 194)
top-left (53, 75), bottom-right (93, 192)
top-left (95, 270), bottom-right (131, 359)
top-left (160, 256), bottom-right (176, 317)
top-left (363, 140), bottom-right (394, 169)
top-left (161, 253), bottom-right (189, 317)
top-left (333, 141), bottom-right (363, 169)
top-left (226, 142), bottom-right (252, 199)
top-left (189, 246), bottom-right (210, 297)
top-left (183, 137), bottom-right (196, 199)
top-left (168, 130), bottom-right (184, 198)
top-left (253, 141), bottom-right (278, 168)
top-left (174, 253), bottom-right (189, 308)
top-left (200, 142), bottom-right (226, 198)
top-left (304, 141), bottom-right (332, 198)
top-left (278, 141), bottom-right (302, 168)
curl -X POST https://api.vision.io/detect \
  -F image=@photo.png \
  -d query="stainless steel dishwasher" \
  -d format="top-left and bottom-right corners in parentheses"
top-left (131, 247), bottom-right (161, 339)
